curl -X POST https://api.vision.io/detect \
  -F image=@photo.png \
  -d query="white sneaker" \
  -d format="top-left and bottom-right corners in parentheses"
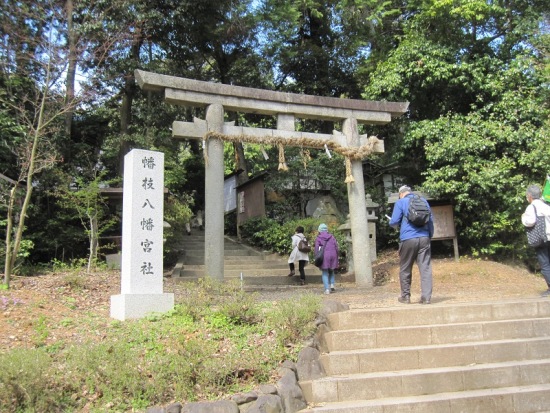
top-left (330, 284), bottom-right (335, 292)
top-left (324, 289), bottom-right (331, 295)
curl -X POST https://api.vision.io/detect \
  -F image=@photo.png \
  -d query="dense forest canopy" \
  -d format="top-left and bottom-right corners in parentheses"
top-left (1, 0), bottom-right (549, 278)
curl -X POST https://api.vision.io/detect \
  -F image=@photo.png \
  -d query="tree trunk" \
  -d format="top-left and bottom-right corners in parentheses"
top-left (6, 61), bottom-right (50, 282)
top-left (64, 0), bottom-right (77, 141)
top-left (87, 213), bottom-right (98, 274)
top-left (118, 24), bottom-right (144, 176)
top-left (3, 187), bottom-right (16, 286)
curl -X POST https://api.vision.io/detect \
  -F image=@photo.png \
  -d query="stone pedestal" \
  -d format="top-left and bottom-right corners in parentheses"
top-left (111, 294), bottom-right (174, 320)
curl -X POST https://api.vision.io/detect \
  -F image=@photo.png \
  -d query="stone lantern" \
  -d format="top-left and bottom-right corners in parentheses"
top-left (338, 194), bottom-right (380, 275)
top-left (366, 194), bottom-right (379, 262)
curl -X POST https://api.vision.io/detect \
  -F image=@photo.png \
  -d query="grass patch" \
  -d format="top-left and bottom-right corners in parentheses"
top-left (0, 279), bottom-right (321, 412)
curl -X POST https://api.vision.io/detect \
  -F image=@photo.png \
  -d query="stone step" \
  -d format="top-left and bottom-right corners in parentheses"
top-left (183, 256), bottom-right (270, 265)
top-left (301, 358), bottom-right (550, 405)
top-left (180, 241), bottom-right (262, 249)
top-left (179, 262), bottom-right (320, 272)
top-left (297, 383), bottom-right (550, 413)
top-left (172, 274), bottom-right (327, 286)
top-left (181, 247), bottom-right (263, 254)
top-left (321, 336), bottom-right (550, 375)
top-left (327, 299), bottom-right (550, 330)
top-left (178, 268), bottom-right (321, 277)
top-left (184, 249), bottom-right (260, 257)
top-left (182, 262), bottom-right (290, 270)
top-left (324, 317), bottom-right (550, 352)
top-left (171, 233), bottom-right (323, 282)
top-left (298, 299), bottom-right (550, 413)
top-left (172, 234), bottom-right (322, 280)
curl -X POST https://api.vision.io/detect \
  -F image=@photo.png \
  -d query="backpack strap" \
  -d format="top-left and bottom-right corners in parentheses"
top-left (403, 194), bottom-right (414, 223)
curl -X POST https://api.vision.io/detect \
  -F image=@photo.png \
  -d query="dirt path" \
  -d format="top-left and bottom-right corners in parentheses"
top-left (1, 253), bottom-right (546, 351)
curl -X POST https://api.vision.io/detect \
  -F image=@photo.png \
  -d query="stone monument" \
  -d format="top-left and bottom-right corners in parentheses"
top-left (110, 149), bottom-right (174, 320)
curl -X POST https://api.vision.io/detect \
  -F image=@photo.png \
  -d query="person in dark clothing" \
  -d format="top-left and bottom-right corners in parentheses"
top-left (522, 184), bottom-right (550, 296)
top-left (389, 185), bottom-right (434, 304)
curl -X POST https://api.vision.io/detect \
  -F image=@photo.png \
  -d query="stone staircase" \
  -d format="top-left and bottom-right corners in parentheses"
top-left (171, 233), bottom-right (323, 286)
top-left (298, 299), bottom-right (550, 412)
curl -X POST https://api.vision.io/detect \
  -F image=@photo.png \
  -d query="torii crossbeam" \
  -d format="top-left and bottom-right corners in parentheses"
top-left (135, 69), bottom-right (408, 287)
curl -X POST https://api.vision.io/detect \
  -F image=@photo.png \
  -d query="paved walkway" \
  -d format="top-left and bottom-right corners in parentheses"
top-left (240, 257), bottom-right (547, 309)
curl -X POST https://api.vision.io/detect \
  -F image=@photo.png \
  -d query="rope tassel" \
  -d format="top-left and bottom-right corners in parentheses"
top-left (324, 144), bottom-right (332, 158)
top-left (344, 157), bottom-right (355, 183)
top-left (278, 144), bottom-right (288, 171)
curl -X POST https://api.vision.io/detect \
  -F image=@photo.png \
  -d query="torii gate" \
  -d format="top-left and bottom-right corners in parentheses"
top-left (135, 69), bottom-right (408, 287)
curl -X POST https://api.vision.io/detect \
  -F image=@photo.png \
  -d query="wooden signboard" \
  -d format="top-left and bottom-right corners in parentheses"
top-left (432, 205), bottom-right (456, 239)
top-left (431, 205), bottom-right (459, 260)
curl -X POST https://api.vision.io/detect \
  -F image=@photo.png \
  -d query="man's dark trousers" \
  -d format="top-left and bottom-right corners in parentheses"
top-left (399, 236), bottom-right (433, 301)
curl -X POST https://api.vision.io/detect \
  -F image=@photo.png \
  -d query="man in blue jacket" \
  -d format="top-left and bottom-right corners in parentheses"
top-left (389, 185), bottom-right (435, 304)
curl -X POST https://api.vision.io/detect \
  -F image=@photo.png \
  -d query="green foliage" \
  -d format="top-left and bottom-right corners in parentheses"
top-left (0, 280), bottom-right (321, 412)
top-left (164, 194), bottom-right (193, 228)
top-left (263, 293), bottom-right (321, 350)
top-left (51, 258), bottom-right (89, 273)
top-left (0, 349), bottom-right (62, 412)
top-left (239, 216), bottom-right (348, 265)
top-left (0, 236), bottom-right (35, 276)
top-left (414, 55), bottom-right (550, 257)
top-left (60, 274), bottom-right (87, 291)
top-left (54, 171), bottom-right (118, 235)
top-left (362, 0), bottom-right (550, 258)
top-left (178, 278), bottom-right (260, 325)
top-left (2, 0), bottom-right (547, 267)
top-left (9, 239), bottom-right (34, 274)
top-left (163, 193), bottom-right (194, 266)
top-left (31, 315), bottom-right (50, 347)
top-left (23, 170), bottom-right (90, 264)
top-left (259, 0), bottom-right (362, 97)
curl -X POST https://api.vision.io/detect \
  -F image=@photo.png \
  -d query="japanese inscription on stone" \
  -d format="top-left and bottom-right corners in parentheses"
top-left (120, 149), bottom-right (164, 295)
top-left (111, 149), bottom-right (173, 320)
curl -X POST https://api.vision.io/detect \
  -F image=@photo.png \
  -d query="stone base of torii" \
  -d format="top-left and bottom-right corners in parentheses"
top-left (135, 70), bottom-right (408, 288)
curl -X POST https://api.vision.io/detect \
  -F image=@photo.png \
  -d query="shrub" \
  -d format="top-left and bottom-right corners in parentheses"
top-left (0, 280), bottom-right (321, 412)
top-left (239, 216), bottom-right (349, 264)
top-left (0, 349), bottom-right (67, 412)
top-left (263, 293), bottom-right (321, 351)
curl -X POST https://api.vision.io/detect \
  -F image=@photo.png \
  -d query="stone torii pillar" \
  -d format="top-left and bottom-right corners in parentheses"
top-left (204, 104), bottom-right (225, 281)
top-left (135, 69), bottom-right (409, 287)
top-left (343, 118), bottom-right (372, 286)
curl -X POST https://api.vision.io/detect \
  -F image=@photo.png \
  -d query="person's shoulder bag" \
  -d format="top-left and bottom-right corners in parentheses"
top-left (526, 205), bottom-right (548, 248)
top-left (297, 236), bottom-right (311, 253)
top-left (314, 235), bottom-right (332, 267)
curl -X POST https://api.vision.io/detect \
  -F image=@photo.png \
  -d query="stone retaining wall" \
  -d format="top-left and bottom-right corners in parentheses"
top-left (144, 300), bottom-right (349, 413)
